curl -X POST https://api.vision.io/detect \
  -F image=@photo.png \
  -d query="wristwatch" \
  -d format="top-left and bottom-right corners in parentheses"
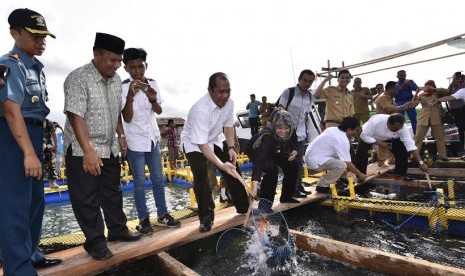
top-left (418, 160), bottom-right (424, 165)
top-left (228, 146), bottom-right (236, 151)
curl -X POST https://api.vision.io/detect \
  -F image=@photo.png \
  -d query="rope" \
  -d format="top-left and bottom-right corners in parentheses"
top-left (379, 191), bottom-right (448, 232)
top-left (353, 52), bottom-right (465, 77)
top-left (346, 34), bottom-right (465, 69)
top-left (326, 33), bottom-right (465, 73)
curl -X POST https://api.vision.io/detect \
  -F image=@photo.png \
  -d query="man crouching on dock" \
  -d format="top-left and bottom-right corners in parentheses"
top-left (354, 113), bottom-right (429, 180)
top-left (181, 72), bottom-right (249, 232)
top-left (305, 117), bottom-right (367, 194)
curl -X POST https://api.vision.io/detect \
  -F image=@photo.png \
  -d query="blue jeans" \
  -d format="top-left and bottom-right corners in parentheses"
top-left (126, 141), bottom-right (167, 219)
top-left (398, 100), bottom-right (417, 134)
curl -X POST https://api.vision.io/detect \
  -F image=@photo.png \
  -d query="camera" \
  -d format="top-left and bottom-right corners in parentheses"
top-left (0, 64), bottom-right (9, 79)
top-left (137, 82), bottom-right (149, 92)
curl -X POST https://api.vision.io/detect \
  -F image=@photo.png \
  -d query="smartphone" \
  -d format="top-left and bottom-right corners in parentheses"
top-left (137, 82), bottom-right (149, 92)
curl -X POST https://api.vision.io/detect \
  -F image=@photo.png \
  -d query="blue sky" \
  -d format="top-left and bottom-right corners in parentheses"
top-left (2, 0), bottom-right (465, 126)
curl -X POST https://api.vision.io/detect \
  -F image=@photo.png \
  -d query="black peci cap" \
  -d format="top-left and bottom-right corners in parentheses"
top-left (8, 8), bottom-right (55, 38)
top-left (94, 32), bottom-right (125, 55)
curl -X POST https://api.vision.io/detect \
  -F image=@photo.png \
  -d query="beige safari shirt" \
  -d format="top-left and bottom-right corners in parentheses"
top-left (63, 61), bottom-right (122, 158)
top-left (320, 85), bottom-right (354, 122)
top-left (375, 93), bottom-right (396, 114)
top-left (352, 87), bottom-right (371, 114)
top-left (416, 88), bottom-right (449, 127)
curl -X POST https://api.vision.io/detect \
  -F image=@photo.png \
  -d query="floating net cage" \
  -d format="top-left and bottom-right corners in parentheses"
top-left (324, 178), bottom-right (465, 237)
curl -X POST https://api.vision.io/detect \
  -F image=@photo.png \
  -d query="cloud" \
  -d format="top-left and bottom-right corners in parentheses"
top-left (363, 42), bottom-right (415, 61)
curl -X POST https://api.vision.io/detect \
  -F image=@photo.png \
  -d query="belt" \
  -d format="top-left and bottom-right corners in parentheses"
top-left (325, 120), bottom-right (341, 124)
top-left (24, 118), bottom-right (44, 127)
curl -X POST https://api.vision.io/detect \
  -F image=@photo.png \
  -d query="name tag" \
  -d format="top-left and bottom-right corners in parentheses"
top-left (26, 78), bottom-right (38, 86)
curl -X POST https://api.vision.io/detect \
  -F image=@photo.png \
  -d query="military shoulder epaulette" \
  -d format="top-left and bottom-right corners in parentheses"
top-left (122, 78), bottom-right (131, 84)
top-left (147, 78), bottom-right (155, 82)
top-left (8, 53), bottom-right (20, 62)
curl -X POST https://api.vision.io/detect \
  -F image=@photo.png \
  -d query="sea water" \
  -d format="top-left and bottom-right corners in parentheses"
top-left (41, 171), bottom-right (465, 275)
top-left (42, 185), bottom-right (191, 238)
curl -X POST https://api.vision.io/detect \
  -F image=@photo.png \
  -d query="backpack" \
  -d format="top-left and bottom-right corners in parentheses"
top-left (275, 87), bottom-right (295, 110)
top-left (275, 87), bottom-right (312, 111)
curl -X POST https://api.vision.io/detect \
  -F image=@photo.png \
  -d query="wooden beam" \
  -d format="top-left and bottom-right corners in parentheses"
top-left (11, 188), bottom-right (326, 276)
top-left (408, 168), bottom-right (465, 178)
top-left (151, 252), bottom-right (200, 276)
top-left (291, 230), bottom-right (465, 276)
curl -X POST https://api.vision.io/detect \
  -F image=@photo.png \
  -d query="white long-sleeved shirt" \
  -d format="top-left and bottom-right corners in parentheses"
top-left (304, 127), bottom-right (351, 169)
top-left (360, 114), bottom-right (416, 152)
top-left (121, 77), bottom-right (163, 152)
top-left (181, 93), bottom-right (234, 153)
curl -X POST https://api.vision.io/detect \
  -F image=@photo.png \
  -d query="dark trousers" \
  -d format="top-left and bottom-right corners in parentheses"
top-left (294, 140), bottom-right (305, 192)
top-left (355, 138), bottom-right (409, 176)
top-left (186, 145), bottom-right (249, 225)
top-left (259, 157), bottom-right (298, 203)
top-left (450, 107), bottom-right (465, 149)
top-left (0, 119), bottom-right (44, 276)
top-left (249, 117), bottom-right (260, 136)
top-left (66, 146), bottom-right (128, 251)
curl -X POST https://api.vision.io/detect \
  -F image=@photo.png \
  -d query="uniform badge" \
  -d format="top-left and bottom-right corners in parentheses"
top-left (31, 95), bottom-right (39, 103)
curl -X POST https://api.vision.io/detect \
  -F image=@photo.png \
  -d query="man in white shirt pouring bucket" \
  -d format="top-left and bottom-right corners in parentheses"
top-left (354, 113), bottom-right (429, 180)
top-left (181, 72), bottom-right (249, 233)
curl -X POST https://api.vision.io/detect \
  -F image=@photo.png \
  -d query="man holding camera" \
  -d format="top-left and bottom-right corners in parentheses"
top-left (121, 48), bottom-right (181, 235)
top-left (395, 70), bottom-right (422, 134)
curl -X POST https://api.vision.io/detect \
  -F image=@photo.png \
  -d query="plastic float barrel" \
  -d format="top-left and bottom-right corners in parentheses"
top-left (428, 188), bottom-right (448, 232)
top-left (189, 188), bottom-right (197, 209)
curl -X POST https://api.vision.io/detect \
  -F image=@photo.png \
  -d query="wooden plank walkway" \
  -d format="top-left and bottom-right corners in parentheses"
top-left (0, 163), bottom-right (394, 276)
top-left (32, 188), bottom-right (326, 275)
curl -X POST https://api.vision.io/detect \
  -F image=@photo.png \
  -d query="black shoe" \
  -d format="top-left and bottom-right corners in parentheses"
top-left (293, 191), bottom-right (307, 198)
top-left (299, 186), bottom-right (312, 195)
top-left (403, 176), bottom-right (415, 181)
top-left (280, 198), bottom-right (300, 203)
top-left (335, 180), bottom-right (348, 190)
top-left (316, 186), bottom-right (330, 194)
top-left (237, 209), bottom-right (248, 215)
top-left (83, 244), bottom-right (114, 260)
top-left (32, 257), bottom-right (62, 268)
top-left (107, 231), bottom-right (142, 242)
top-left (199, 222), bottom-right (212, 233)
top-left (136, 217), bottom-right (154, 235)
top-left (157, 213), bottom-right (181, 228)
